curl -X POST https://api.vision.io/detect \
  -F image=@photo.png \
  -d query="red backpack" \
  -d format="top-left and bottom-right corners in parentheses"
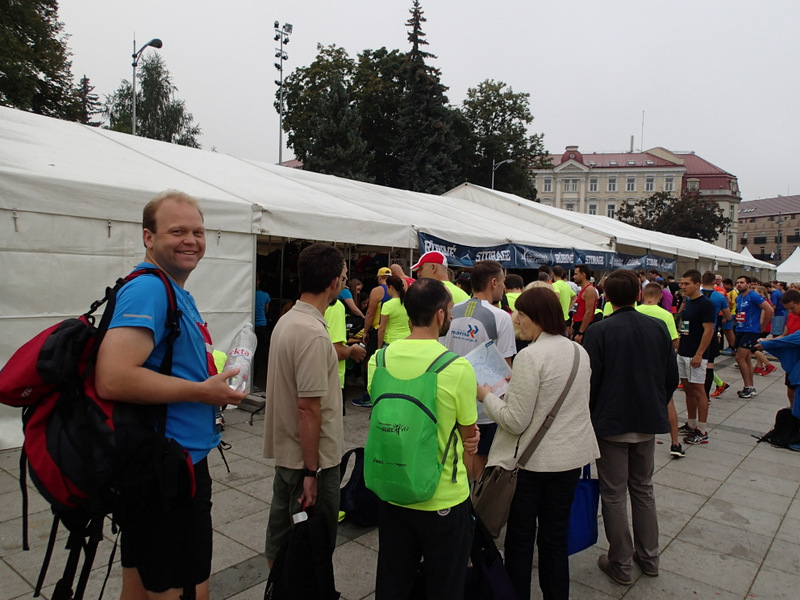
top-left (0, 268), bottom-right (193, 600)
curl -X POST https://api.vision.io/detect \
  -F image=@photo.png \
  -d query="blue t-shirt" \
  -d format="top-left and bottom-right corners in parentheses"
top-left (701, 288), bottom-right (728, 328)
top-left (735, 290), bottom-right (767, 333)
top-left (772, 289), bottom-right (786, 316)
top-left (337, 288), bottom-right (353, 302)
top-left (109, 263), bottom-right (219, 463)
top-left (255, 290), bottom-right (271, 327)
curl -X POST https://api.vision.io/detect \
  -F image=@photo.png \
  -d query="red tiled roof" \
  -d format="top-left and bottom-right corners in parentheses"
top-left (552, 151), bottom-right (678, 168)
top-left (678, 153), bottom-right (732, 177)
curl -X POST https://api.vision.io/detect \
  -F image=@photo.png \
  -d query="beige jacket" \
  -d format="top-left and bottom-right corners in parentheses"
top-left (483, 333), bottom-right (600, 472)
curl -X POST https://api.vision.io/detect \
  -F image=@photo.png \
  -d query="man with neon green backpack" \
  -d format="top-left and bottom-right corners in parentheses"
top-left (364, 278), bottom-right (479, 600)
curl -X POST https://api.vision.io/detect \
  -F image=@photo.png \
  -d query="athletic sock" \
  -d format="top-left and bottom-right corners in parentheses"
top-left (698, 422), bottom-right (707, 434)
top-left (704, 368), bottom-right (714, 398)
top-left (713, 372), bottom-right (724, 387)
top-left (688, 419), bottom-right (698, 429)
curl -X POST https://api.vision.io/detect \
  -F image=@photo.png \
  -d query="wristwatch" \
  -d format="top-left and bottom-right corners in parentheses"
top-left (303, 467), bottom-right (321, 479)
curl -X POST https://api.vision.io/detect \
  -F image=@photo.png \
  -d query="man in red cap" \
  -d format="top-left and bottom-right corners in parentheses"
top-left (411, 251), bottom-right (469, 304)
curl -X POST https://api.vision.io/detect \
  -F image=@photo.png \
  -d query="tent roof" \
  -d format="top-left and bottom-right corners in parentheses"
top-left (444, 183), bottom-right (775, 269)
top-left (0, 108), bottom-right (614, 253)
top-left (777, 246), bottom-right (800, 281)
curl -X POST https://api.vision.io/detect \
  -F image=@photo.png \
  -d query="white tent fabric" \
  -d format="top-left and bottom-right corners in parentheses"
top-left (444, 183), bottom-right (776, 272)
top-left (777, 247), bottom-right (800, 282)
top-left (740, 246), bottom-right (755, 258)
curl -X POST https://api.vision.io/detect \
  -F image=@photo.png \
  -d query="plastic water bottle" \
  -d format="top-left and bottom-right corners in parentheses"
top-left (223, 323), bottom-right (258, 392)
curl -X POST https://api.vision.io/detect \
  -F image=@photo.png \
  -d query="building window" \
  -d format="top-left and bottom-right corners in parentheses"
top-left (565, 203), bottom-right (575, 211)
top-left (664, 177), bottom-right (674, 192)
top-left (563, 179), bottom-right (578, 192)
top-left (687, 180), bottom-right (699, 191)
top-left (645, 176), bottom-right (654, 192)
top-left (588, 204), bottom-right (597, 215)
top-left (589, 178), bottom-right (598, 192)
top-left (626, 177), bottom-right (636, 192)
top-left (760, 246), bottom-right (766, 255)
top-left (607, 204), bottom-right (616, 218)
top-left (543, 178), bottom-right (552, 192)
top-left (607, 177), bottom-right (617, 192)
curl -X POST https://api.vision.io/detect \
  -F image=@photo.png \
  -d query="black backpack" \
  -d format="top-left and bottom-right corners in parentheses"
top-left (755, 408), bottom-right (800, 449)
top-left (339, 447), bottom-right (380, 526)
top-left (0, 268), bottom-right (191, 600)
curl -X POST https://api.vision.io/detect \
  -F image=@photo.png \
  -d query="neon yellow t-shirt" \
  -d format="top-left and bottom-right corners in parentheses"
top-left (636, 303), bottom-right (679, 341)
top-left (506, 292), bottom-right (521, 312)
top-left (551, 280), bottom-right (576, 320)
top-left (444, 280), bottom-right (470, 304)
top-left (380, 297), bottom-right (411, 344)
top-left (324, 299), bottom-right (347, 387)
top-left (367, 338), bottom-right (478, 511)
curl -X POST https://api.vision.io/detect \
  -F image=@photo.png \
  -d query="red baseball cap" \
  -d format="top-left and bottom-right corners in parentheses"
top-left (411, 251), bottom-right (448, 271)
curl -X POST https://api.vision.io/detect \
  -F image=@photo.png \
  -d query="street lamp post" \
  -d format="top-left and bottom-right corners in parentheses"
top-left (131, 37), bottom-right (162, 135)
top-left (274, 21), bottom-right (293, 164)
top-left (491, 158), bottom-right (514, 190)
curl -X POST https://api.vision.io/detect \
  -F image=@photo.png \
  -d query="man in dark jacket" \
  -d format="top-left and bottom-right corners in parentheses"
top-left (583, 269), bottom-right (679, 586)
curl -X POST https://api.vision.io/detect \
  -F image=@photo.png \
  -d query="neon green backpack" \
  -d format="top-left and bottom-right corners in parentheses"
top-left (364, 348), bottom-right (461, 505)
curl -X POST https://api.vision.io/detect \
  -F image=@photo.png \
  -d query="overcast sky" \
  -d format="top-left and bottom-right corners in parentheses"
top-left (57, 0), bottom-right (799, 201)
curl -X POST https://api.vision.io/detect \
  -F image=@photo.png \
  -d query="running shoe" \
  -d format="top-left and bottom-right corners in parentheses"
top-left (763, 364), bottom-right (777, 375)
top-left (684, 429), bottom-right (709, 445)
top-left (670, 444), bottom-right (686, 458)
top-left (721, 348), bottom-right (736, 356)
top-left (678, 422), bottom-right (695, 434)
top-left (350, 392), bottom-right (372, 408)
top-left (737, 387), bottom-right (756, 398)
top-left (711, 382), bottom-right (730, 397)
top-left (754, 365), bottom-right (766, 375)
top-left (677, 383), bottom-right (684, 390)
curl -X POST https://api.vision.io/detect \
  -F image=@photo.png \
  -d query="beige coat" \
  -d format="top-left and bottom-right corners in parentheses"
top-left (483, 333), bottom-right (600, 472)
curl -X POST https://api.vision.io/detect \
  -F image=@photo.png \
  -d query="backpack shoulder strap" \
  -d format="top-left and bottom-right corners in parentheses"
top-left (375, 347), bottom-right (387, 368)
top-left (426, 351), bottom-right (460, 374)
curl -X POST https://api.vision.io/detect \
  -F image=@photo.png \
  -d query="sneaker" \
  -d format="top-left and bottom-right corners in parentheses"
top-left (721, 348), bottom-right (736, 356)
top-left (737, 387), bottom-right (756, 398)
top-left (711, 382), bottom-right (730, 397)
top-left (677, 383), bottom-right (684, 390)
top-left (754, 365), bottom-right (766, 375)
top-left (678, 422), bottom-right (695, 434)
top-left (670, 444), bottom-right (686, 458)
top-left (684, 429), bottom-right (709, 445)
top-left (350, 392), bottom-right (372, 408)
top-left (763, 364), bottom-right (777, 375)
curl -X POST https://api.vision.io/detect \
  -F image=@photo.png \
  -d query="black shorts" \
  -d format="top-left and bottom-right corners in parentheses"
top-left (477, 423), bottom-right (497, 456)
top-left (707, 332), bottom-right (720, 362)
top-left (734, 331), bottom-right (761, 352)
top-left (120, 458), bottom-right (213, 593)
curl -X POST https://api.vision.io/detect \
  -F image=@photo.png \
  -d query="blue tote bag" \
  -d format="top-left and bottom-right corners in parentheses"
top-left (567, 463), bottom-right (600, 555)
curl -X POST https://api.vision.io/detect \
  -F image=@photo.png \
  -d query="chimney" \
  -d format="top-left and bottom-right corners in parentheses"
top-left (630, 135), bottom-right (634, 153)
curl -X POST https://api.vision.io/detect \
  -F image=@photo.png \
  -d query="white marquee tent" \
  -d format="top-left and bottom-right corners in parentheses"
top-left (777, 247), bottom-right (800, 283)
top-left (445, 183), bottom-right (775, 276)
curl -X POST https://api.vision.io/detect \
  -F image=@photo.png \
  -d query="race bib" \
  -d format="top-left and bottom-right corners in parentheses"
top-left (735, 312), bottom-right (746, 324)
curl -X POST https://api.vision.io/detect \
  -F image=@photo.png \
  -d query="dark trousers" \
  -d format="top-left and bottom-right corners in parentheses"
top-left (376, 499), bottom-right (473, 600)
top-left (504, 468), bottom-right (580, 600)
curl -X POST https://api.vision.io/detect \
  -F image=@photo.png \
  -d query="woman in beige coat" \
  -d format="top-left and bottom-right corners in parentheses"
top-left (478, 287), bottom-right (600, 600)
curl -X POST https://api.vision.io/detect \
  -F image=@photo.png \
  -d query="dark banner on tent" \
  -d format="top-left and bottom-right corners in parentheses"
top-left (417, 232), bottom-right (676, 273)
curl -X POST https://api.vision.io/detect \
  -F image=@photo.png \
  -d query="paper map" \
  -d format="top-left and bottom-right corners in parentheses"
top-left (464, 340), bottom-right (512, 397)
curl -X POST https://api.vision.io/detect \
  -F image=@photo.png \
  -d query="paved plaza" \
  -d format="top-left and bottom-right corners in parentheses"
top-left (1, 354), bottom-right (799, 599)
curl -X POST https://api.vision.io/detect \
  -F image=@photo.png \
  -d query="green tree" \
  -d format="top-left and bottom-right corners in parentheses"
top-left (104, 54), bottom-right (201, 147)
top-left (395, 1), bottom-right (462, 194)
top-left (75, 75), bottom-right (102, 126)
top-left (302, 73), bottom-right (374, 182)
top-left (460, 79), bottom-right (550, 198)
top-left (617, 190), bottom-right (732, 243)
top-left (0, 0), bottom-right (79, 119)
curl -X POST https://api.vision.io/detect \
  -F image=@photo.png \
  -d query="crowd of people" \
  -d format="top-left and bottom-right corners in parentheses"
top-left (102, 189), bottom-right (794, 600)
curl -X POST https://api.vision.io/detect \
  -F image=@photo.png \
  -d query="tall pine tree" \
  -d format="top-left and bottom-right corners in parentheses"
top-left (75, 75), bottom-right (102, 126)
top-left (396, 1), bottom-right (462, 194)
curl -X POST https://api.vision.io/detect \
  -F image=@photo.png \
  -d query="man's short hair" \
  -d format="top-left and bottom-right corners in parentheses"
top-left (643, 282), bottom-right (663, 299)
top-left (537, 272), bottom-right (551, 282)
top-left (682, 269), bottom-right (701, 284)
top-left (470, 260), bottom-right (504, 293)
top-left (298, 244), bottom-right (345, 295)
top-left (143, 190), bottom-right (203, 233)
top-left (574, 264), bottom-right (593, 279)
top-left (515, 287), bottom-right (565, 336)
top-left (782, 289), bottom-right (800, 305)
top-left (604, 270), bottom-right (640, 307)
top-left (552, 265), bottom-right (566, 279)
top-left (505, 274), bottom-right (524, 290)
top-left (737, 275), bottom-right (752, 284)
top-left (701, 271), bottom-right (716, 286)
top-left (404, 278), bottom-right (450, 327)
top-left (722, 278), bottom-right (733, 286)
